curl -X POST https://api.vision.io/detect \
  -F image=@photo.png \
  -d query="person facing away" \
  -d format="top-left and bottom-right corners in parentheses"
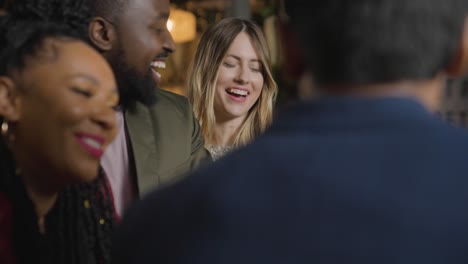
top-left (25, 0), bottom-right (212, 218)
top-left (0, 8), bottom-right (119, 264)
top-left (111, 0), bottom-right (468, 263)
top-left (187, 17), bottom-right (278, 161)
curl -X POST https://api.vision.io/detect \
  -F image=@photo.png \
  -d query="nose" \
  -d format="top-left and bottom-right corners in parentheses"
top-left (164, 29), bottom-right (176, 53)
top-left (91, 103), bottom-right (116, 133)
top-left (235, 65), bottom-right (250, 85)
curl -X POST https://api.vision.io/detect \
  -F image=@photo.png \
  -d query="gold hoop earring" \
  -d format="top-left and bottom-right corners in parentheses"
top-left (1, 120), bottom-right (8, 136)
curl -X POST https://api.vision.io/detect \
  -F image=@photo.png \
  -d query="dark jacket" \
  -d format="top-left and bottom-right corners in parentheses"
top-left (112, 97), bottom-right (468, 264)
top-left (125, 89), bottom-right (211, 195)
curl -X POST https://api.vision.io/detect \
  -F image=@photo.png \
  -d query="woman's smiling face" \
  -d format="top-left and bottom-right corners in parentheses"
top-left (12, 39), bottom-right (118, 186)
top-left (214, 32), bottom-right (265, 123)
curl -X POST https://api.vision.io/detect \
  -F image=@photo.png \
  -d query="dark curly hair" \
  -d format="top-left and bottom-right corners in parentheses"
top-left (0, 7), bottom-right (115, 264)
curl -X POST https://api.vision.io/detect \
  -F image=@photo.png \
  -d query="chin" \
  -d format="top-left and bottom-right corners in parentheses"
top-left (226, 110), bottom-right (249, 119)
top-left (70, 166), bottom-right (100, 184)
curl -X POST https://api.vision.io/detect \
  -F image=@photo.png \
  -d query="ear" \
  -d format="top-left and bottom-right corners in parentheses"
top-left (88, 16), bottom-right (116, 52)
top-left (446, 17), bottom-right (468, 77)
top-left (0, 76), bottom-right (21, 121)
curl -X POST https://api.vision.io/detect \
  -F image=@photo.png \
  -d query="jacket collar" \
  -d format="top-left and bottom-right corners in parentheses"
top-left (125, 102), bottom-right (160, 195)
top-left (272, 96), bottom-right (438, 131)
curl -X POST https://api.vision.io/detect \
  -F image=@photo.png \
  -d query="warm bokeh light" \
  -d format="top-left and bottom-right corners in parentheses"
top-left (167, 19), bottom-right (174, 32)
top-left (166, 8), bottom-right (196, 43)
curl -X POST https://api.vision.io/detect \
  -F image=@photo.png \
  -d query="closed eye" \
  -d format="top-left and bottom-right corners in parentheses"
top-left (71, 87), bottom-right (92, 97)
top-left (223, 62), bottom-right (235, 68)
top-left (154, 28), bottom-right (164, 34)
top-left (150, 24), bottom-right (166, 35)
top-left (112, 104), bottom-right (120, 111)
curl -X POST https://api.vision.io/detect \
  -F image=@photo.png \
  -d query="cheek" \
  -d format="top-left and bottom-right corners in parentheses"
top-left (213, 86), bottom-right (224, 108)
top-left (215, 80), bottom-right (225, 96)
top-left (14, 89), bottom-right (91, 173)
top-left (215, 73), bottom-right (229, 95)
top-left (43, 92), bottom-right (88, 124)
top-left (217, 67), bottom-right (237, 85)
top-left (215, 71), bottom-right (236, 100)
top-left (14, 111), bottom-right (67, 174)
top-left (66, 106), bottom-right (86, 123)
top-left (120, 34), bottom-right (153, 69)
top-left (252, 75), bottom-right (265, 96)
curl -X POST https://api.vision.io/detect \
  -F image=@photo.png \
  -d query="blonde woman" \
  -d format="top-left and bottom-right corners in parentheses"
top-left (188, 17), bottom-right (278, 160)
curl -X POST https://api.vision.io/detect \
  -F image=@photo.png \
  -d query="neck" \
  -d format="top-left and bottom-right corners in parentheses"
top-left (18, 166), bottom-right (60, 235)
top-left (318, 74), bottom-right (446, 112)
top-left (210, 116), bottom-right (246, 146)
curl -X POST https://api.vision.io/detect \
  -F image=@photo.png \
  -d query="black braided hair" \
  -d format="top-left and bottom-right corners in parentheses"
top-left (0, 7), bottom-right (115, 264)
top-left (8, 0), bottom-right (127, 42)
top-left (46, 168), bottom-right (115, 264)
top-left (8, 0), bottom-right (92, 41)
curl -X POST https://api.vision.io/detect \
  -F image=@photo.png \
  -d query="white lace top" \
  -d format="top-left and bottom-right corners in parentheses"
top-left (206, 145), bottom-right (235, 161)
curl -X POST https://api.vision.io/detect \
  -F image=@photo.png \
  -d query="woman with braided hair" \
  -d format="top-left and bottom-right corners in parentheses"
top-left (0, 6), bottom-right (119, 264)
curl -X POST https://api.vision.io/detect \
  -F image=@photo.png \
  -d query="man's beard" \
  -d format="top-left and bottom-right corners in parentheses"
top-left (110, 48), bottom-right (158, 110)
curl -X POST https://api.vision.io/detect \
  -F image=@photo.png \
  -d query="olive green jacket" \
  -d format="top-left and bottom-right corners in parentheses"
top-left (125, 89), bottom-right (211, 195)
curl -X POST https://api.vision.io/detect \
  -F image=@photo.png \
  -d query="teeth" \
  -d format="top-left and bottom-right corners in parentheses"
top-left (227, 88), bottom-right (248, 96)
top-left (150, 61), bottom-right (166, 69)
top-left (83, 138), bottom-right (101, 149)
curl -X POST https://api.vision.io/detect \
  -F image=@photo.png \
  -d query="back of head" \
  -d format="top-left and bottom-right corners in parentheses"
top-left (285, 0), bottom-right (468, 86)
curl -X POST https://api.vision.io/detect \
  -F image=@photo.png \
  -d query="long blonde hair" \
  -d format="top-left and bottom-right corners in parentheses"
top-left (187, 17), bottom-right (278, 147)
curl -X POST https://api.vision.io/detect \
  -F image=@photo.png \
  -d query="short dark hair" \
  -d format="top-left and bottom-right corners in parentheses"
top-left (285, 0), bottom-right (468, 85)
top-left (91, 0), bottom-right (126, 24)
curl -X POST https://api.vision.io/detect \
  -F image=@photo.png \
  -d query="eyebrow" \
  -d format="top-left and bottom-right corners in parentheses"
top-left (67, 74), bottom-right (100, 85)
top-left (64, 73), bottom-right (118, 93)
top-left (156, 12), bottom-right (170, 21)
top-left (226, 55), bottom-right (261, 63)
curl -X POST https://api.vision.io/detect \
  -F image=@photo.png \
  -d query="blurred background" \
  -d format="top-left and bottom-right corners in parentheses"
top-left (160, 0), bottom-right (468, 126)
top-left (1, 0), bottom-right (468, 126)
top-left (160, 0), bottom-right (301, 108)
